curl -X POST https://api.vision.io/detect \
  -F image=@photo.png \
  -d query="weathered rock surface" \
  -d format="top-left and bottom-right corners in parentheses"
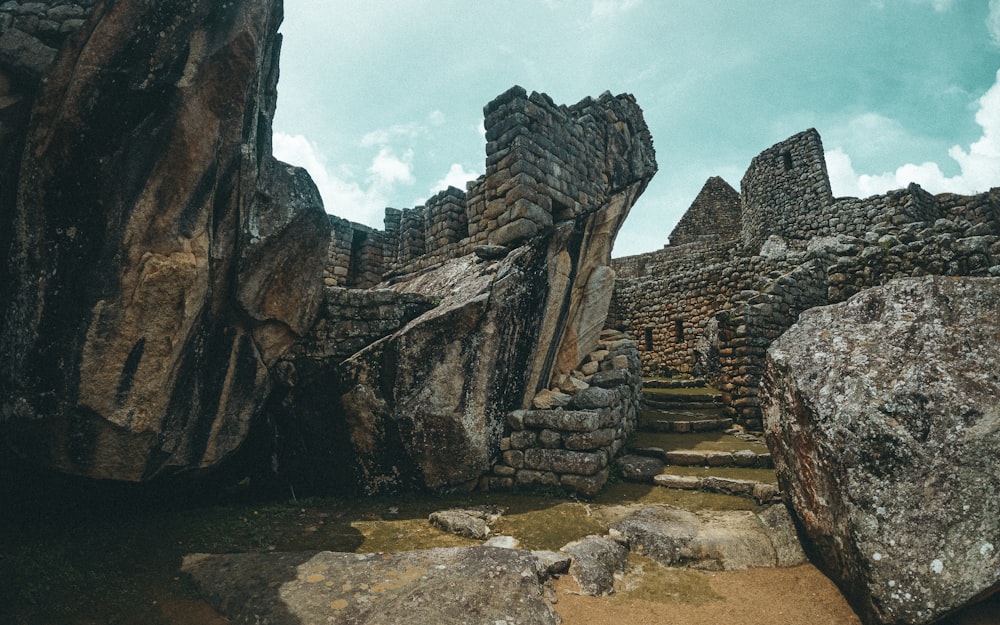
top-left (428, 506), bottom-right (503, 540)
top-left (605, 504), bottom-right (805, 571)
top-left (182, 546), bottom-right (560, 625)
top-left (561, 534), bottom-right (628, 596)
top-left (0, 0), bottom-right (330, 480)
top-left (762, 276), bottom-right (1000, 625)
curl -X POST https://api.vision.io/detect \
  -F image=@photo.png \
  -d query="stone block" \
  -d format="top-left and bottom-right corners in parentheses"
top-left (569, 387), bottom-right (616, 409)
top-left (502, 450), bottom-right (524, 468)
top-left (515, 409), bottom-right (601, 432)
top-left (538, 429), bottom-right (562, 449)
top-left (664, 450), bottom-right (705, 466)
top-left (563, 428), bottom-right (616, 451)
top-left (488, 217), bottom-right (537, 247)
top-left (523, 448), bottom-right (606, 475)
top-left (653, 474), bottom-right (702, 490)
top-left (515, 469), bottom-right (559, 488)
top-left (509, 431), bottom-right (536, 449)
top-left (560, 469), bottom-right (610, 497)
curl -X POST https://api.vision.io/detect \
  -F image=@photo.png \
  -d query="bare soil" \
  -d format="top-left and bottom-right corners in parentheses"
top-left (553, 564), bottom-right (863, 625)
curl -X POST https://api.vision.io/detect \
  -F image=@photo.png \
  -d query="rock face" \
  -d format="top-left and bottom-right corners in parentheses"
top-left (182, 547), bottom-right (561, 625)
top-left (0, 0), bottom-right (331, 480)
top-left (762, 276), bottom-right (1000, 625)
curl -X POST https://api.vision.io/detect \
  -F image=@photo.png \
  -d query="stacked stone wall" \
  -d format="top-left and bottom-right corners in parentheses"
top-left (323, 86), bottom-right (654, 285)
top-left (282, 287), bottom-right (437, 368)
top-left (0, 1), bottom-right (94, 47)
top-left (324, 217), bottom-right (385, 289)
top-left (612, 126), bottom-right (999, 429)
top-left (668, 176), bottom-right (741, 246)
top-left (740, 129), bottom-right (833, 250)
top-left (484, 330), bottom-right (642, 497)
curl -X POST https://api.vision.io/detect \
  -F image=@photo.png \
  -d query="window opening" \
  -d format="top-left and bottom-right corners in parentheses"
top-left (782, 150), bottom-right (793, 171)
top-left (644, 327), bottom-right (653, 351)
top-left (674, 319), bottom-right (684, 344)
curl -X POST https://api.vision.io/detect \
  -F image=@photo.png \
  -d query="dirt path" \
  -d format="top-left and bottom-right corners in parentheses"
top-left (553, 564), bottom-right (862, 625)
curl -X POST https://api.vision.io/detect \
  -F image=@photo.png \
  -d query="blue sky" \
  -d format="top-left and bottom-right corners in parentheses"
top-left (273, 0), bottom-right (1000, 257)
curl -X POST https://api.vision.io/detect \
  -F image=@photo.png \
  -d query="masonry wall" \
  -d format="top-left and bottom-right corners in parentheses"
top-left (0, 1), bottom-right (95, 46)
top-left (611, 127), bottom-right (1000, 428)
top-left (668, 176), bottom-right (741, 246)
top-left (323, 86), bottom-right (654, 284)
top-left (484, 329), bottom-right (642, 497)
top-left (740, 129), bottom-right (834, 250)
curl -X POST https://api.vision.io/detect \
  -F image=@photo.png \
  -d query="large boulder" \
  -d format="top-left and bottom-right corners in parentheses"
top-left (762, 276), bottom-right (1000, 625)
top-left (0, 0), bottom-right (330, 480)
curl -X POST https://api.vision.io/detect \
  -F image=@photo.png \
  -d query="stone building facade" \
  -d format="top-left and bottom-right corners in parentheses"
top-left (611, 128), bottom-right (1000, 428)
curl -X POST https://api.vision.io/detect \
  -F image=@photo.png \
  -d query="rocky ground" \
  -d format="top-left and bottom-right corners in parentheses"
top-left (3, 380), bottom-right (997, 624)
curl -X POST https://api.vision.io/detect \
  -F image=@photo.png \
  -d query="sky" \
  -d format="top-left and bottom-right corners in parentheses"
top-left (272, 0), bottom-right (1000, 258)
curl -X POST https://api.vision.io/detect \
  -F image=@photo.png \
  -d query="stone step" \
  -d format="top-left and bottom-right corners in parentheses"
top-left (631, 446), bottom-right (773, 469)
top-left (653, 472), bottom-right (781, 505)
top-left (642, 417), bottom-right (733, 433)
top-left (641, 390), bottom-right (722, 404)
top-left (642, 377), bottom-right (709, 389)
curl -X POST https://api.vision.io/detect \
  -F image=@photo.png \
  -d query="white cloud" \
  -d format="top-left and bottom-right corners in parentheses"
top-left (368, 147), bottom-right (415, 187)
top-left (989, 0), bottom-right (1000, 47)
top-left (870, 0), bottom-right (954, 11)
top-left (360, 122), bottom-right (424, 148)
top-left (427, 110), bottom-right (446, 126)
top-left (827, 69), bottom-right (1000, 197)
top-left (591, 0), bottom-right (642, 19)
top-left (430, 163), bottom-right (479, 195)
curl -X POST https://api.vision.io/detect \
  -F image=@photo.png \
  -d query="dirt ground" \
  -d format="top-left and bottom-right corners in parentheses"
top-left (553, 564), bottom-right (863, 625)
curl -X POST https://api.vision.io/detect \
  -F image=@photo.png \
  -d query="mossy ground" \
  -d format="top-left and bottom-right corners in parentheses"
top-left (0, 478), bottom-right (768, 624)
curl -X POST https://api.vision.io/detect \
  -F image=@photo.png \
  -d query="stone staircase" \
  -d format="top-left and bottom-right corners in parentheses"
top-left (617, 378), bottom-right (781, 504)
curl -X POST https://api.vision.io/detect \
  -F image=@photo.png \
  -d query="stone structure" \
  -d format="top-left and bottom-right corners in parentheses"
top-left (611, 128), bottom-right (999, 428)
top-left (274, 88), bottom-right (657, 496)
top-left (0, 0), bottom-right (656, 496)
top-left (319, 86), bottom-right (656, 284)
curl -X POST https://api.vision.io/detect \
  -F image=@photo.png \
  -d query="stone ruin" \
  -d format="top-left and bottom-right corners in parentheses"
top-left (0, 0), bottom-right (656, 498)
top-left (3, 3), bottom-right (1000, 624)
top-left (610, 128), bottom-right (999, 428)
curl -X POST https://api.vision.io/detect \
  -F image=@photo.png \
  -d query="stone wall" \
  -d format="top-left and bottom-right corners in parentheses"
top-left (484, 329), bottom-right (642, 497)
top-left (0, 1), bottom-right (95, 47)
top-left (324, 86), bottom-right (655, 285)
top-left (668, 176), bottom-right (741, 246)
top-left (611, 127), bottom-right (999, 428)
top-left (740, 129), bottom-right (834, 250)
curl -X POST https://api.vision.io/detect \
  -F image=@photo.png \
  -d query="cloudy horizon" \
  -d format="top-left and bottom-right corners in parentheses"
top-left (274, 1), bottom-right (1000, 257)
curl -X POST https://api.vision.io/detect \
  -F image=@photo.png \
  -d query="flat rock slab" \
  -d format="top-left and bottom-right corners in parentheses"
top-left (182, 546), bottom-right (559, 625)
top-left (606, 504), bottom-right (805, 571)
